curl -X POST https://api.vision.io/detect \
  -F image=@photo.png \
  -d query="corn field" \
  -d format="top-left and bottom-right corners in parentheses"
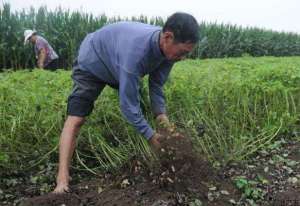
top-left (1, 3), bottom-right (300, 70)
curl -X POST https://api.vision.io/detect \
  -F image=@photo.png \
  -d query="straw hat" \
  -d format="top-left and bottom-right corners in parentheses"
top-left (24, 29), bottom-right (37, 45)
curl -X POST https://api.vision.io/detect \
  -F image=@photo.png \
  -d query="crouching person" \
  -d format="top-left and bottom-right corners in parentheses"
top-left (53, 12), bottom-right (199, 193)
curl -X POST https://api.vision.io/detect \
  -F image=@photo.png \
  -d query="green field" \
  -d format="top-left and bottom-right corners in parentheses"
top-left (2, 2), bottom-right (300, 204)
top-left (1, 56), bottom-right (300, 173)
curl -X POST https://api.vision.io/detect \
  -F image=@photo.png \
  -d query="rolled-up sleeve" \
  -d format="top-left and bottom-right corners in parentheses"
top-left (119, 69), bottom-right (154, 139)
top-left (149, 63), bottom-right (172, 116)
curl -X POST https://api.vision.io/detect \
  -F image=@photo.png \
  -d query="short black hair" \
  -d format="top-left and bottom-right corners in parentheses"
top-left (163, 12), bottom-right (199, 44)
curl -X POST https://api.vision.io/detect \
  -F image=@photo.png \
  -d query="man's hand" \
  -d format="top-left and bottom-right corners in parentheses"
top-left (37, 62), bottom-right (44, 69)
top-left (156, 114), bottom-right (170, 128)
top-left (156, 114), bottom-right (176, 133)
top-left (149, 132), bottom-right (163, 149)
top-left (156, 114), bottom-right (184, 140)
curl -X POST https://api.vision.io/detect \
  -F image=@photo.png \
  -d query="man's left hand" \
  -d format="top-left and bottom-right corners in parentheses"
top-left (155, 114), bottom-right (184, 140)
top-left (37, 62), bottom-right (44, 68)
top-left (156, 114), bottom-right (170, 127)
top-left (156, 114), bottom-right (176, 132)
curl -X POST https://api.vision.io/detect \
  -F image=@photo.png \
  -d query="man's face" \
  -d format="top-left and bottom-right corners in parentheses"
top-left (29, 35), bottom-right (36, 44)
top-left (161, 31), bottom-right (195, 62)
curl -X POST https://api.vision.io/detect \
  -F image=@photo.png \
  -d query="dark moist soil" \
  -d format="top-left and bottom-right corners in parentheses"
top-left (20, 129), bottom-right (239, 206)
top-left (2, 130), bottom-right (300, 206)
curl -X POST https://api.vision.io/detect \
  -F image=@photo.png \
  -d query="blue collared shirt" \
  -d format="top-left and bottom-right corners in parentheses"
top-left (77, 22), bottom-right (174, 139)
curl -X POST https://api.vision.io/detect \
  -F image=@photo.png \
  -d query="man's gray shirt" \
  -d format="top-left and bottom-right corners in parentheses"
top-left (77, 22), bottom-right (174, 139)
top-left (34, 36), bottom-right (58, 66)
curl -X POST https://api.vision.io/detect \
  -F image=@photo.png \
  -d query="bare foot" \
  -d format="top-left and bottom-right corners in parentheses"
top-left (52, 183), bottom-right (71, 194)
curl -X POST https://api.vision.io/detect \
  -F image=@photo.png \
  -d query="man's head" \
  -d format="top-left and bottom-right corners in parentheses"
top-left (160, 12), bottom-right (199, 62)
top-left (24, 29), bottom-right (37, 45)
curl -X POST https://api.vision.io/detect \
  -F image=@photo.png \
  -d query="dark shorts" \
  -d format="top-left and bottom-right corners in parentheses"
top-left (44, 58), bottom-right (59, 71)
top-left (67, 62), bottom-right (109, 117)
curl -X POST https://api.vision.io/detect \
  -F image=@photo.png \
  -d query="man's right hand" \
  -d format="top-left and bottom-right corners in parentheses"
top-left (149, 132), bottom-right (164, 149)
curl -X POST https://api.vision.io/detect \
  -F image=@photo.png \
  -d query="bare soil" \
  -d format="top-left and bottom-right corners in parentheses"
top-left (1, 130), bottom-right (300, 206)
top-left (20, 129), bottom-right (239, 206)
